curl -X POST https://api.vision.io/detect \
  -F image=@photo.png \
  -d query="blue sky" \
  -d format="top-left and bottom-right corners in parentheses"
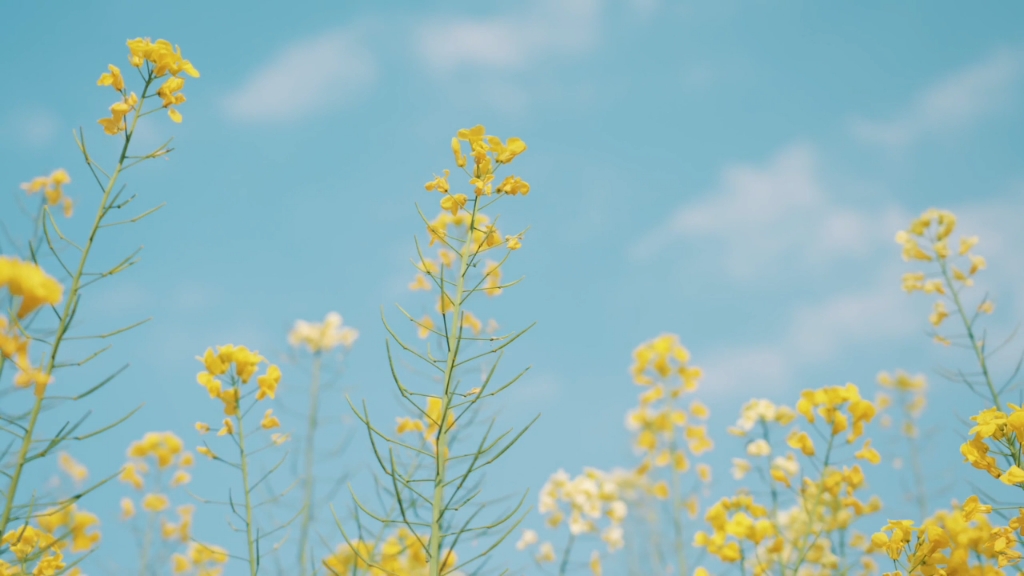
top-left (3, 1), bottom-right (1024, 573)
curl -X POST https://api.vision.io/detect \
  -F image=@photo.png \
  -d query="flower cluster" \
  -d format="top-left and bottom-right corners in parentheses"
top-left (117, 431), bottom-right (197, 552)
top-left (171, 542), bottom-right (230, 576)
top-left (896, 208), bottom-right (991, 345)
top-left (795, 383), bottom-right (878, 443)
top-left (626, 334), bottom-right (712, 475)
top-left (288, 311), bottom-right (359, 353)
top-left (693, 494), bottom-right (775, 563)
top-left (20, 169), bottom-right (73, 217)
top-left (0, 525), bottom-right (80, 576)
top-left (97, 38), bottom-right (199, 134)
top-left (194, 344), bottom-right (282, 431)
top-left (0, 257), bottom-right (64, 395)
top-left (322, 530), bottom-right (459, 576)
top-left (871, 498), bottom-right (1015, 573)
top-left (961, 404), bottom-right (1024, 483)
top-left (535, 468), bottom-right (630, 550)
top-left (0, 256), bottom-right (64, 319)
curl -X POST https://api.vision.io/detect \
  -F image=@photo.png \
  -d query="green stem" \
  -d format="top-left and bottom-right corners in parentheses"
top-left (557, 534), bottom-right (576, 576)
top-left (298, 352), bottom-right (323, 576)
top-left (0, 74), bottom-right (153, 537)
top-left (428, 198), bottom-right (477, 576)
top-left (236, 380), bottom-right (259, 576)
top-left (898, 390), bottom-right (929, 519)
top-left (789, 430), bottom-right (836, 576)
top-left (139, 509), bottom-right (155, 576)
top-left (940, 260), bottom-right (1001, 410)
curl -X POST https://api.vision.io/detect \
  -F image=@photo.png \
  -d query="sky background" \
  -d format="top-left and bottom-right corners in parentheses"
top-left (3, 1), bottom-right (1024, 574)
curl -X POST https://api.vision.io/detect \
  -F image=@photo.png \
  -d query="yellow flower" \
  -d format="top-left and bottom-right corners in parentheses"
top-left (961, 495), bottom-right (992, 521)
top-left (590, 550), bottom-right (602, 576)
top-left (969, 253), bottom-right (987, 275)
top-left (261, 409), bottom-right (281, 430)
top-left (697, 463), bottom-right (712, 483)
top-left (731, 458), bottom-right (752, 480)
top-left (786, 430), bottom-right (815, 456)
top-left (125, 38), bottom-right (200, 78)
top-left (0, 256), bottom-right (65, 318)
top-left (195, 422), bottom-right (210, 434)
top-left (979, 300), bottom-right (995, 314)
top-left (97, 64), bottom-right (125, 91)
top-left (746, 439), bottom-right (771, 457)
top-left (929, 301), bottom-right (950, 327)
top-left (440, 193), bottom-right (468, 216)
top-left (58, 452), bottom-right (89, 485)
top-left (218, 418), bottom-right (234, 436)
top-left (470, 173), bottom-right (495, 196)
top-left (452, 138), bottom-right (466, 167)
top-left (98, 91), bottom-right (138, 135)
top-left (120, 497), bottom-right (136, 520)
top-left (496, 175), bottom-right (530, 196)
top-left (197, 446), bottom-right (215, 459)
top-left (854, 439), bottom-right (881, 464)
top-left (1000, 465), bottom-right (1024, 485)
top-left (416, 315), bottom-right (435, 339)
top-left (271, 433), bottom-right (291, 445)
top-left (506, 235), bottom-right (522, 250)
top-left (170, 470), bottom-right (191, 487)
top-left (119, 462), bottom-right (145, 490)
top-left (141, 493), bottom-right (170, 512)
top-left (156, 76), bottom-right (187, 123)
top-left (425, 170), bottom-right (450, 193)
top-left (21, 169), bottom-right (74, 218)
top-left (489, 136), bottom-right (527, 163)
top-left (536, 542), bottom-right (556, 563)
top-left (959, 235), bottom-right (979, 255)
top-left (256, 364), bottom-right (281, 400)
top-left (409, 273), bottom-right (432, 291)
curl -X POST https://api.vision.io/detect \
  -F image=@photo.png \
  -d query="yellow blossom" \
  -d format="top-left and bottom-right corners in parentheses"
top-left (97, 64), bottom-right (125, 91)
top-left (142, 493), bottom-right (170, 512)
top-left (261, 409), bottom-right (281, 430)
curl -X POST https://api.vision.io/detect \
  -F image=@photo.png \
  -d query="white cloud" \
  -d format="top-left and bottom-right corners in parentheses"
top-left (415, 0), bottom-right (601, 72)
top-left (224, 28), bottom-right (376, 123)
top-left (2, 109), bottom-right (60, 149)
top-left (851, 48), bottom-right (1023, 148)
top-left (631, 144), bottom-right (900, 277)
top-left (702, 268), bottom-right (915, 395)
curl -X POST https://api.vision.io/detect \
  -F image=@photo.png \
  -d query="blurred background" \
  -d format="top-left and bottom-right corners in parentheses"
top-left (2, 1), bottom-right (1024, 573)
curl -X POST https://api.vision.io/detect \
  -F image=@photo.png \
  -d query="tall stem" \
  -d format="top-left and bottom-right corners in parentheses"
top-left (0, 75), bottom-right (153, 536)
top-left (940, 261), bottom-right (1001, 410)
top-left (236, 380), bottom-right (259, 576)
top-left (557, 534), bottom-right (576, 576)
top-left (898, 390), bottom-right (929, 519)
top-left (428, 198), bottom-right (477, 576)
top-left (139, 509), bottom-right (155, 576)
top-left (298, 353), bottom-right (323, 575)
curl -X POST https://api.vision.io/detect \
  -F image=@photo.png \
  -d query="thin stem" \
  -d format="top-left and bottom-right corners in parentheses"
top-left (428, 198), bottom-right (477, 576)
top-left (941, 260), bottom-right (1001, 410)
top-left (139, 509), bottom-right (155, 576)
top-left (899, 390), bottom-right (929, 519)
top-left (298, 352), bottom-right (323, 576)
top-left (236, 380), bottom-right (259, 576)
top-left (558, 534), bottom-right (576, 576)
top-left (0, 73), bottom-right (154, 537)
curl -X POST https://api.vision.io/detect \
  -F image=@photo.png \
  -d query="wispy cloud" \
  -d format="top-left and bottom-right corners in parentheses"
top-left (631, 144), bottom-right (903, 277)
top-left (223, 28), bottom-right (376, 123)
top-left (414, 0), bottom-right (601, 73)
top-left (701, 268), bottom-right (915, 395)
top-left (851, 48), bottom-right (1023, 149)
top-left (2, 109), bottom-right (60, 149)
